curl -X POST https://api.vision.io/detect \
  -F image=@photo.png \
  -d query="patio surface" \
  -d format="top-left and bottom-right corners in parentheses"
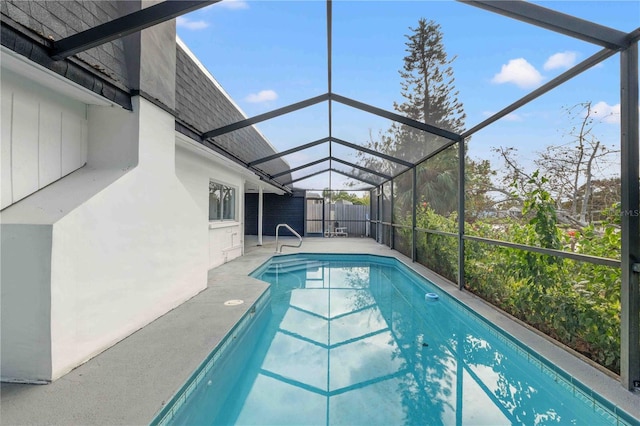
top-left (1, 236), bottom-right (638, 424)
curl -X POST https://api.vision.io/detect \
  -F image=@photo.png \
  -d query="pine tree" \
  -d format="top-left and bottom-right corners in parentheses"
top-left (358, 18), bottom-right (465, 216)
top-left (395, 18), bottom-right (465, 147)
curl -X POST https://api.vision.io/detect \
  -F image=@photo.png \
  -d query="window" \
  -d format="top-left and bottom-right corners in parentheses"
top-left (209, 181), bottom-right (236, 221)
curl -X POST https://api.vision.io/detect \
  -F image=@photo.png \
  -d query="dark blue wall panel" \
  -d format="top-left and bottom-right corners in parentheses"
top-left (245, 193), bottom-right (305, 236)
top-left (245, 193), bottom-right (259, 235)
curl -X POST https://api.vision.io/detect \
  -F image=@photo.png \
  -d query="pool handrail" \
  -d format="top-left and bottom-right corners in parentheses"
top-left (275, 224), bottom-right (302, 253)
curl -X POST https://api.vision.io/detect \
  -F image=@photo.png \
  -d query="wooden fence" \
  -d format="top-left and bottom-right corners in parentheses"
top-left (324, 203), bottom-right (369, 237)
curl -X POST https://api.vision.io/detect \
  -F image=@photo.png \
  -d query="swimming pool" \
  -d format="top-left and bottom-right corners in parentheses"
top-left (153, 253), bottom-right (637, 425)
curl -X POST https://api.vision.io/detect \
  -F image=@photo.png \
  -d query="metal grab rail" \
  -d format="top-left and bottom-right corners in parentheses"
top-left (275, 224), bottom-right (303, 253)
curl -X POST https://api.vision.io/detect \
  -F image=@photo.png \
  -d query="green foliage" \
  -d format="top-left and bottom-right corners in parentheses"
top-left (601, 202), bottom-right (622, 226)
top-left (322, 189), bottom-right (369, 205)
top-left (410, 172), bottom-right (622, 373)
top-left (520, 171), bottom-right (561, 250)
top-left (416, 148), bottom-right (458, 216)
top-left (372, 18), bottom-right (623, 374)
top-left (414, 203), bottom-right (458, 282)
top-left (465, 158), bottom-right (498, 222)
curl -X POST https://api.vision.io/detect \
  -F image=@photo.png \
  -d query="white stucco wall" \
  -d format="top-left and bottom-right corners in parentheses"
top-left (48, 98), bottom-right (208, 378)
top-left (175, 138), bottom-right (246, 270)
top-left (1, 96), bottom-right (209, 381)
top-left (0, 225), bottom-right (53, 382)
top-left (1, 32), bottom-right (285, 381)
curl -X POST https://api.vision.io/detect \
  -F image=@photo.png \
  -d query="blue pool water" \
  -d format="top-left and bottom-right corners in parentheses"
top-left (155, 254), bottom-right (637, 425)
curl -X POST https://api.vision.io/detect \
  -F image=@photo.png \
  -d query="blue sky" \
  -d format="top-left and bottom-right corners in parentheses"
top-left (177, 1), bottom-right (639, 191)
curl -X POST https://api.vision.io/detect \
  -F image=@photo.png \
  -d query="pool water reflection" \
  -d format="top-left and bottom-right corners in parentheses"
top-left (167, 254), bottom-right (633, 425)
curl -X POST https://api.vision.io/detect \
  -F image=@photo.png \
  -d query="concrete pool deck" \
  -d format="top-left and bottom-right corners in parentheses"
top-left (1, 237), bottom-right (639, 424)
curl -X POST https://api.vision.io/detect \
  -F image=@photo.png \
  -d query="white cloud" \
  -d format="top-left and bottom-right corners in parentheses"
top-left (492, 58), bottom-right (543, 89)
top-left (503, 113), bottom-right (523, 122)
top-left (245, 90), bottom-right (278, 103)
top-left (176, 16), bottom-right (209, 30)
top-left (591, 101), bottom-right (620, 124)
top-left (544, 51), bottom-right (578, 70)
top-left (218, 0), bottom-right (249, 10)
top-left (482, 111), bottom-right (523, 121)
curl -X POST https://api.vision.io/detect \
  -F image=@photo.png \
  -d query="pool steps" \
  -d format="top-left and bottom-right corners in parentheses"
top-left (262, 259), bottom-right (323, 274)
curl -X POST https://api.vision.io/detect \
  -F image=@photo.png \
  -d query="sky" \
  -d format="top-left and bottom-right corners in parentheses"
top-left (176, 0), bottom-right (639, 192)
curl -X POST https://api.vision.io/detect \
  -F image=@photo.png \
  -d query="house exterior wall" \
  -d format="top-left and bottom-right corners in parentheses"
top-left (0, 1), bottom-right (287, 383)
top-left (1, 68), bottom-right (88, 209)
top-left (48, 98), bottom-right (208, 379)
top-left (0, 225), bottom-right (53, 382)
top-left (0, 11), bottom-right (204, 381)
top-left (245, 192), bottom-right (305, 236)
top-left (175, 140), bottom-right (245, 270)
top-left (0, 94), bottom-right (211, 381)
top-left (245, 193), bottom-right (259, 235)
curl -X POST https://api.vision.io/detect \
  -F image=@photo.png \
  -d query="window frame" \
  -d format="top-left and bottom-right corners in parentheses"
top-left (208, 180), bottom-right (237, 223)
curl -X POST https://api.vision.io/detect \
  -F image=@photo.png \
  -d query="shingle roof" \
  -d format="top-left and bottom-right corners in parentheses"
top-left (2, 0), bottom-right (130, 89)
top-left (2, 1), bottom-right (290, 184)
top-left (175, 44), bottom-right (291, 181)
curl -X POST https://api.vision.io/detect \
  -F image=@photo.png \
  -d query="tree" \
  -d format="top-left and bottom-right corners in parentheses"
top-left (536, 102), bottom-right (619, 225)
top-left (465, 158), bottom-right (514, 221)
top-left (493, 102), bottom-right (619, 226)
top-left (322, 189), bottom-right (369, 205)
top-left (356, 18), bottom-right (466, 220)
top-left (357, 18), bottom-right (465, 177)
top-left (394, 18), bottom-right (465, 141)
top-left (584, 178), bottom-right (621, 223)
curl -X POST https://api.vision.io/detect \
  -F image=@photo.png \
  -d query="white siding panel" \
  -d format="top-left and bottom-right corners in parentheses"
top-left (1, 86), bottom-right (13, 209)
top-left (60, 106), bottom-right (85, 176)
top-left (1, 70), bottom-right (89, 210)
top-left (38, 101), bottom-right (62, 187)
top-left (11, 91), bottom-right (40, 202)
